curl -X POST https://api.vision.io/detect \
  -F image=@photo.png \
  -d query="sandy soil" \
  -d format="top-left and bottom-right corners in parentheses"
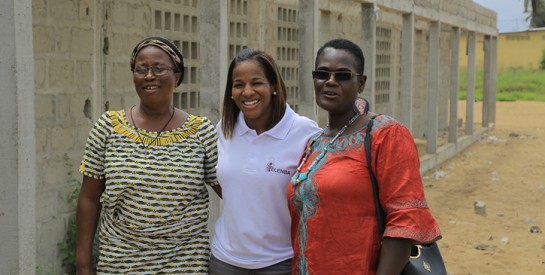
top-left (422, 101), bottom-right (545, 274)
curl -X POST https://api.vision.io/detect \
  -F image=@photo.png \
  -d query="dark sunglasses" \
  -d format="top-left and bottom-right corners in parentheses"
top-left (312, 70), bottom-right (362, 81)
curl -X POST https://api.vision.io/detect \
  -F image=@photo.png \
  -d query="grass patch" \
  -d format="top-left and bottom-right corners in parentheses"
top-left (459, 68), bottom-right (545, 102)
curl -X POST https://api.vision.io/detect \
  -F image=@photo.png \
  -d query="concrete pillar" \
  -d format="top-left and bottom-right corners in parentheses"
top-left (0, 0), bottom-right (36, 273)
top-left (92, 0), bottom-right (106, 119)
top-left (465, 31), bottom-right (476, 135)
top-left (361, 3), bottom-right (377, 111)
top-left (297, 0), bottom-right (320, 120)
top-left (449, 27), bottom-right (461, 144)
top-left (400, 12), bottom-right (415, 131)
top-left (491, 36), bottom-right (498, 125)
top-left (199, 0), bottom-right (228, 237)
top-left (482, 35), bottom-right (492, 127)
top-left (426, 21), bottom-right (440, 154)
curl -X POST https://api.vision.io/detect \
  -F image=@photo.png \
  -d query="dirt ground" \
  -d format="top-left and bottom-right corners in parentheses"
top-left (422, 101), bottom-right (545, 274)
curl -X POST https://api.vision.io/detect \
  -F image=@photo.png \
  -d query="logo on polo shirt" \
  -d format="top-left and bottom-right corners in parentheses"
top-left (265, 159), bottom-right (291, 175)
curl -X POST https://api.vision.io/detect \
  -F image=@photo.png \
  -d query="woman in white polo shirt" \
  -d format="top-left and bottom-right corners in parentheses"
top-left (209, 48), bottom-right (320, 274)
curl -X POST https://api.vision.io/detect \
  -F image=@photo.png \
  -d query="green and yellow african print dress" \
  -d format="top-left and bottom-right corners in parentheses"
top-left (80, 110), bottom-right (218, 274)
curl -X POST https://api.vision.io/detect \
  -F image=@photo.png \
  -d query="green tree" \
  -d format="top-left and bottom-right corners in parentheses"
top-left (524, 0), bottom-right (545, 28)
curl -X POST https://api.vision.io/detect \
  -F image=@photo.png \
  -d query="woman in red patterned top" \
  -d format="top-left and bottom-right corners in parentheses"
top-left (287, 38), bottom-right (441, 275)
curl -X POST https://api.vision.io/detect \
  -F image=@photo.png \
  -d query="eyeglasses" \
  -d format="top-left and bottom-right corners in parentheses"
top-left (132, 65), bottom-right (177, 77)
top-left (312, 70), bottom-right (362, 81)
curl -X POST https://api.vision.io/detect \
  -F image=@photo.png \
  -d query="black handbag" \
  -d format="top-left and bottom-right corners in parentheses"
top-left (364, 116), bottom-right (447, 275)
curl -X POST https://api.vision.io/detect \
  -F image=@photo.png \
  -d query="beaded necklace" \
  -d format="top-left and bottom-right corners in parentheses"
top-left (130, 105), bottom-right (175, 155)
top-left (291, 112), bottom-right (360, 186)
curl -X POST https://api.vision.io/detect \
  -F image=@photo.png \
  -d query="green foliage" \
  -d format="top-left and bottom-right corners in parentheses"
top-left (540, 48), bottom-right (545, 70)
top-left (459, 68), bottom-right (545, 102)
top-left (58, 154), bottom-right (99, 275)
top-left (524, 0), bottom-right (545, 28)
top-left (36, 265), bottom-right (54, 275)
top-left (458, 69), bottom-right (484, 101)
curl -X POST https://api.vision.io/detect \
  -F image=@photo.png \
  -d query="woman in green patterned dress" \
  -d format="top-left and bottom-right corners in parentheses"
top-left (76, 36), bottom-right (218, 274)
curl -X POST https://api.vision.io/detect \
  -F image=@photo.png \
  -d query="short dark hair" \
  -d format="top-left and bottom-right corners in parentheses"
top-left (221, 48), bottom-right (287, 139)
top-left (315, 38), bottom-right (365, 74)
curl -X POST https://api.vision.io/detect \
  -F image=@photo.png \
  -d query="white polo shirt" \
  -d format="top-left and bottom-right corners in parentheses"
top-left (212, 104), bottom-right (320, 269)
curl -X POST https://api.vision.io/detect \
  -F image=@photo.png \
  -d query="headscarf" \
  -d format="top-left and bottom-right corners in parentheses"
top-left (130, 36), bottom-right (185, 87)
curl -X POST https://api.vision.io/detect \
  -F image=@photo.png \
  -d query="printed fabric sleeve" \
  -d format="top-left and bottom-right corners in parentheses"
top-left (79, 111), bottom-right (112, 180)
top-left (198, 117), bottom-right (218, 186)
top-left (372, 119), bottom-right (442, 244)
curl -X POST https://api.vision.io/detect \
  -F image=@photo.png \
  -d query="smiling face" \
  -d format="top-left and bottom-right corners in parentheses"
top-left (231, 59), bottom-right (274, 133)
top-left (133, 46), bottom-right (181, 106)
top-left (314, 47), bottom-right (366, 117)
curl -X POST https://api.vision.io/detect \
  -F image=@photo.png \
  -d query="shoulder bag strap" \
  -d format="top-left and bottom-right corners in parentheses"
top-left (364, 115), bottom-right (386, 238)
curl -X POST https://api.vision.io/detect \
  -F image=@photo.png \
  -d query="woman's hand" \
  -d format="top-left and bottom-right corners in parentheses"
top-left (376, 237), bottom-right (414, 275)
top-left (76, 176), bottom-right (105, 274)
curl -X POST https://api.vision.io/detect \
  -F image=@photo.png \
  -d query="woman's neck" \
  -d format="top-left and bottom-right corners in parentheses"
top-left (243, 107), bottom-right (277, 135)
top-left (138, 103), bottom-right (173, 119)
top-left (327, 111), bottom-right (358, 133)
top-left (245, 116), bottom-right (271, 135)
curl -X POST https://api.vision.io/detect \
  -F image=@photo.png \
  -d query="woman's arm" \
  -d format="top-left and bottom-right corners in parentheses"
top-left (211, 184), bottom-right (222, 199)
top-left (376, 237), bottom-right (413, 275)
top-left (76, 175), bottom-right (105, 275)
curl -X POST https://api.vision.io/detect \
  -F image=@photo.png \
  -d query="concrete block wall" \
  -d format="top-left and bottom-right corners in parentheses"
top-left (318, 0), bottom-right (365, 42)
top-left (32, 0), bottom-right (99, 272)
top-left (412, 28), bottom-right (430, 139)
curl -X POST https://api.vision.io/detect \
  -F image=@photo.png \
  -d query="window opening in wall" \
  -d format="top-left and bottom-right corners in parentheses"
top-left (182, 41), bottom-right (189, 58)
top-left (191, 42), bottom-right (198, 59)
top-left (375, 26), bottom-right (393, 105)
top-left (174, 14), bottom-right (181, 31)
top-left (181, 92), bottom-right (188, 109)
top-left (375, 93), bottom-right (390, 104)
top-left (190, 91), bottom-right (198, 108)
top-left (183, 15), bottom-right (190, 32)
top-left (155, 11), bottom-right (162, 29)
top-left (192, 16), bottom-right (198, 33)
top-left (165, 12), bottom-right (171, 30)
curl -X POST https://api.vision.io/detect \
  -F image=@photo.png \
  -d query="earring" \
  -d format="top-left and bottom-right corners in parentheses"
top-left (353, 97), bottom-right (368, 115)
top-left (231, 95), bottom-right (234, 99)
top-left (273, 91), bottom-right (277, 95)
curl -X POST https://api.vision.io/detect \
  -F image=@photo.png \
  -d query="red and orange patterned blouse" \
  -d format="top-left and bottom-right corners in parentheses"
top-left (287, 114), bottom-right (441, 275)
